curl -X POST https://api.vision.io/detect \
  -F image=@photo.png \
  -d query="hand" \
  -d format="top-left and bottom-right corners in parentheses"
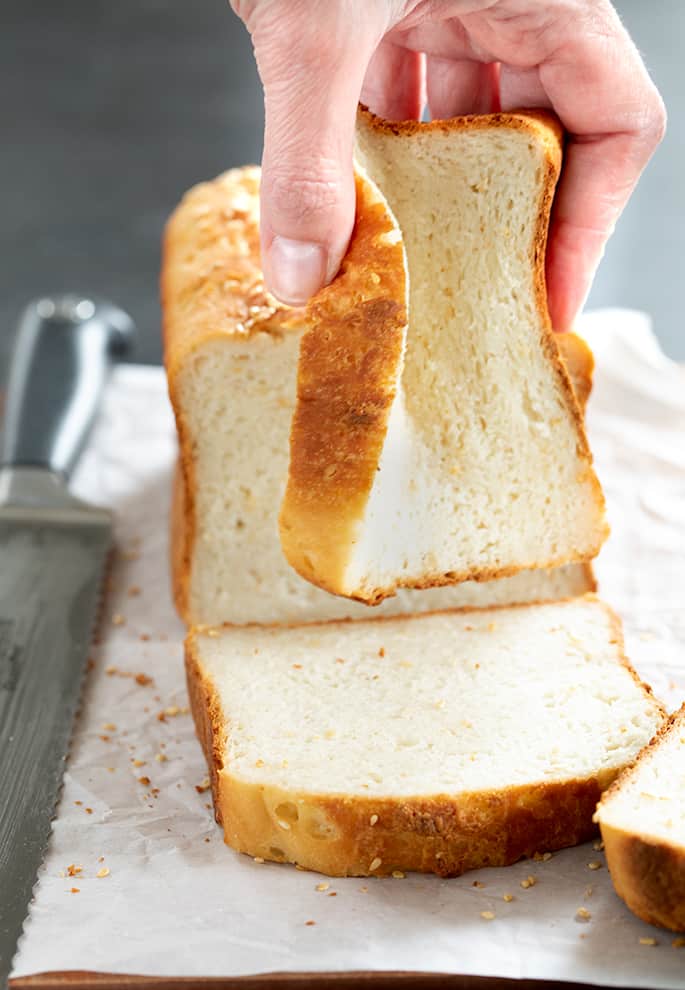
top-left (232, 0), bottom-right (665, 330)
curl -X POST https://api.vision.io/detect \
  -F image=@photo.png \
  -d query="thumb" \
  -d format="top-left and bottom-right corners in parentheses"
top-left (243, 2), bottom-right (385, 305)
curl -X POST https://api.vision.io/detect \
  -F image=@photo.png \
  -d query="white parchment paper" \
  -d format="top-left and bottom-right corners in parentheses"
top-left (11, 309), bottom-right (685, 986)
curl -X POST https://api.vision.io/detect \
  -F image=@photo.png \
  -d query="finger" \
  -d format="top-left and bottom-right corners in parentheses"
top-left (246, 1), bottom-right (386, 305)
top-left (538, 3), bottom-right (666, 329)
top-left (361, 40), bottom-right (425, 121)
top-left (426, 56), bottom-right (500, 118)
top-left (499, 64), bottom-right (549, 112)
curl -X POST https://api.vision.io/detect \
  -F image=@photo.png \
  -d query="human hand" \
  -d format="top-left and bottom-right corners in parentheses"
top-left (232, 0), bottom-right (665, 330)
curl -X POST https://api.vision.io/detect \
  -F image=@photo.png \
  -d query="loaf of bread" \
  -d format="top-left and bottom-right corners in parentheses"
top-left (186, 596), bottom-right (663, 877)
top-left (280, 108), bottom-right (608, 604)
top-left (163, 165), bottom-right (595, 627)
top-left (595, 703), bottom-right (685, 932)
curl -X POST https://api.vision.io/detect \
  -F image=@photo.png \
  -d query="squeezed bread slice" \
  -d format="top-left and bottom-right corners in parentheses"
top-left (163, 165), bottom-right (595, 626)
top-left (186, 597), bottom-right (663, 877)
top-left (595, 703), bottom-right (685, 932)
top-left (280, 109), bottom-right (608, 604)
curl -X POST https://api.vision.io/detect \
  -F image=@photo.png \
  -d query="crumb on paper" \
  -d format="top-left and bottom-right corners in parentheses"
top-left (480, 911), bottom-right (496, 921)
top-left (96, 868), bottom-right (110, 878)
top-left (155, 753), bottom-right (167, 763)
top-left (195, 778), bottom-right (211, 794)
top-left (472, 880), bottom-right (485, 889)
top-left (127, 585), bottom-right (141, 597)
top-left (533, 851), bottom-right (552, 862)
top-left (359, 886), bottom-right (368, 893)
top-left (520, 876), bottom-right (537, 889)
top-left (70, 888), bottom-right (80, 894)
top-left (111, 614), bottom-right (126, 626)
top-left (392, 871), bottom-right (405, 879)
top-left (576, 908), bottom-right (591, 923)
top-left (585, 886), bottom-right (593, 899)
top-left (593, 839), bottom-right (604, 851)
top-left (74, 801), bottom-right (82, 806)
top-left (99, 735), bottom-right (110, 743)
top-left (66, 865), bottom-right (82, 877)
top-left (102, 723), bottom-right (116, 732)
top-left (138, 776), bottom-right (151, 786)
top-left (253, 857), bottom-right (264, 864)
top-left (292, 663), bottom-right (302, 670)
top-left (503, 894), bottom-right (514, 903)
top-left (133, 759), bottom-right (146, 768)
top-left (639, 937), bottom-right (658, 946)
top-left (587, 861), bottom-right (603, 871)
top-left (328, 892), bottom-right (337, 897)
top-left (335, 657), bottom-right (345, 665)
top-left (140, 633), bottom-right (150, 642)
top-left (378, 647), bottom-right (385, 657)
top-left (316, 882), bottom-right (330, 892)
top-left (85, 808), bottom-right (93, 815)
top-left (305, 920), bottom-right (316, 927)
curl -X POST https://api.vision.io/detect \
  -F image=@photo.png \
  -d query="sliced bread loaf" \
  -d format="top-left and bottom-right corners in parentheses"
top-left (186, 597), bottom-right (663, 877)
top-left (163, 166), bottom-right (595, 627)
top-left (280, 109), bottom-right (608, 604)
top-left (595, 703), bottom-right (685, 932)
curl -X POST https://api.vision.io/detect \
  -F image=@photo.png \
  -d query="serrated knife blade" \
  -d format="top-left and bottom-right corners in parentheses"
top-left (0, 297), bottom-right (133, 988)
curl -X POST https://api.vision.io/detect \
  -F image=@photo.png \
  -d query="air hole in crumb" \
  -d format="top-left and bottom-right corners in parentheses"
top-left (275, 802), bottom-right (299, 826)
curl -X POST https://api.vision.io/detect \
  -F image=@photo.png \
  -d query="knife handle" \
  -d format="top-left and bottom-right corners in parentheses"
top-left (1, 296), bottom-right (134, 479)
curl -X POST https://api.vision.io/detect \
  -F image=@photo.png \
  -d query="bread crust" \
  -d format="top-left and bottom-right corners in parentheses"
top-left (596, 704), bottom-right (685, 931)
top-left (280, 107), bottom-right (607, 604)
top-left (186, 598), bottom-right (663, 877)
top-left (163, 163), bottom-right (596, 623)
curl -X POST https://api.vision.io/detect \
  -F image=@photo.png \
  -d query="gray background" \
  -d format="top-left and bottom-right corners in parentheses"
top-left (1, 0), bottom-right (682, 368)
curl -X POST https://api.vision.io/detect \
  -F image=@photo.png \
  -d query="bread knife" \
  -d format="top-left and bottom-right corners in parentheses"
top-left (0, 296), bottom-right (134, 988)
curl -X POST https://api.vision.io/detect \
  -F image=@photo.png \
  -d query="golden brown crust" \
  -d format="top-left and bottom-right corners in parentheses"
top-left (597, 704), bottom-right (685, 931)
top-left (279, 168), bottom-right (407, 594)
top-left (280, 107), bottom-right (607, 604)
top-left (186, 597), bottom-right (662, 877)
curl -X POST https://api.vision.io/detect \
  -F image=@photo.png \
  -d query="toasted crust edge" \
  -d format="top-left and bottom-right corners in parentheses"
top-left (185, 598), bottom-right (663, 877)
top-left (596, 703), bottom-right (685, 932)
top-left (280, 106), bottom-right (607, 604)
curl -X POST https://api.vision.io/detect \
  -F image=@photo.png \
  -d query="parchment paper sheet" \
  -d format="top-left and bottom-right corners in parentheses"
top-left (11, 309), bottom-right (685, 987)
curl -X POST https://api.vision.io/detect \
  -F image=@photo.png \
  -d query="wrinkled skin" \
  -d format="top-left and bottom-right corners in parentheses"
top-left (232, 0), bottom-right (665, 329)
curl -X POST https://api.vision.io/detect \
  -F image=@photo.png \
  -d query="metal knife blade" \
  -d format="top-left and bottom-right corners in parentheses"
top-left (0, 297), bottom-right (134, 987)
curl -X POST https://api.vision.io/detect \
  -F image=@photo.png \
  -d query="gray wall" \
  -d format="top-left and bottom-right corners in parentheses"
top-left (0, 0), bottom-right (682, 368)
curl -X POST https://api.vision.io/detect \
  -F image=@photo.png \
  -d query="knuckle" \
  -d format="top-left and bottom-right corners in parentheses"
top-left (264, 167), bottom-right (343, 225)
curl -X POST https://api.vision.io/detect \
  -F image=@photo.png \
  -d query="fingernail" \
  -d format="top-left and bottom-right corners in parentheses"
top-left (266, 236), bottom-right (328, 306)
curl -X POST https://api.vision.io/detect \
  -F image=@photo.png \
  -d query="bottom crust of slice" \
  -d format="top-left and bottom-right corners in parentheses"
top-left (600, 822), bottom-right (685, 932)
top-left (186, 637), bottom-right (620, 878)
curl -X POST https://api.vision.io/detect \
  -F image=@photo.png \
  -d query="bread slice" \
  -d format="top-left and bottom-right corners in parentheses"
top-left (595, 703), bottom-right (685, 932)
top-left (280, 108), bottom-right (608, 604)
top-left (186, 597), bottom-right (663, 877)
top-left (163, 166), bottom-right (595, 627)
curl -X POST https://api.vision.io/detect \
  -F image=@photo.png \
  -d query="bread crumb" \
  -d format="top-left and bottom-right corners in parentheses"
top-left (533, 851), bottom-right (552, 862)
top-left (480, 911), bottom-right (496, 921)
top-left (335, 657), bottom-right (345, 665)
top-left (138, 776), bottom-right (151, 786)
top-left (378, 647), bottom-right (385, 657)
top-left (503, 894), bottom-right (514, 903)
top-left (472, 881), bottom-right (485, 889)
top-left (369, 814), bottom-right (379, 826)
top-left (316, 882), bottom-right (330, 892)
top-left (576, 908), bottom-right (591, 922)
top-left (155, 753), bottom-right (167, 763)
top-left (102, 723), bottom-right (116, 732)
top-left (70, 887), bottom-right (80, 894)
top-left (292, 663), bottom-right (302, 670)
top-left (98, 857), bottom-right (104, 863)
top-left (74, 801), bottom-right (82, 806)
top-left (96, 867), bottom-right (110, 878)
top-left (392, 870), bottom-right (405, 879)
top-left (253, 857), bottom-right (264, 864)
top-left (127, 585), bottom-right (141, 597)
top-left (165, 706), bottom-right (180, 717)
top-left (592, 839), bottom-right (604, 851)
top-left (639, 937), bottom-right (658, 946)
top-left (587, 861), bottom-right (603, 871)
top-left (67, 865), bottom-right (82, 877)
top-left (133, 759), bottom-right (146, 768)
top-left (85, 807), bottom-right (93, 815)
top-left (585, 885), bottom-right (593, 898)
top-left (140, 633), bottom-right (150, 642)
top-left (195, 778), bottom-right (211, 794)
top-left (672, 938), bottom-right (685, 948)
top-left (135, 673), bottom-right (153, 686)
top-left (305, 920), bottom-right (316, 927)
top-left (254, 759), bottom-right (264, 768)
top-left (111, 614), bottom-right (126, 626)
top-left (520, 876), bottom-right (537, 889)
top-left (487, 622), bottom-right (497, 632)
top-left (369, 857), bottom-right (382, 872)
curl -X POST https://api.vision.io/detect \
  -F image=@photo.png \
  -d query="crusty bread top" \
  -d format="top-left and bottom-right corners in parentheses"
top-left (162, 166), bottom-right (302, 380)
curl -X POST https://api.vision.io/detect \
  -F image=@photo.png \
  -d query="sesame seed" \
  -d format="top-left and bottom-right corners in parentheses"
top-left (369, 814), bottom-right (379, 826)
top-left (480, 911), bottom-right (496, 921)
top-left (576, 908), bottom-right (591, 922)
top-left (369, 857), bottom-right (382, 872)
top-left (253, 857), bottom-right (264, 864)
top-left (96, 868), bottom-right (110, 878)
top-left (639, 937), bottom-right (658, 946)
top-left (315, 882), bottom-right (330, 892)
